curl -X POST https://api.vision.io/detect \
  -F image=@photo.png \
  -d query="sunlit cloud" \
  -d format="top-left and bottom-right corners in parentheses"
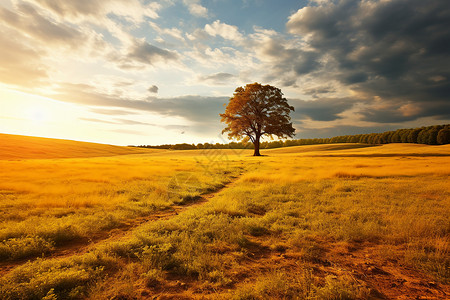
top-left (204, 20), bottom-right (244, 43)
top-left (22, 0), bottom-right (162, 23)
top-left (182, 0), bottom-right (208, 18)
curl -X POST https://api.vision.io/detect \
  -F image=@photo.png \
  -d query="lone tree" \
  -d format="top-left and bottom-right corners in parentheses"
top-left (220, 83), bottom-right (295, 156)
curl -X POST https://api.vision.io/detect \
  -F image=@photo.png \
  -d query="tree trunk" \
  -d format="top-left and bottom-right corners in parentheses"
top-left (253, 137), bottom-right (261, 156)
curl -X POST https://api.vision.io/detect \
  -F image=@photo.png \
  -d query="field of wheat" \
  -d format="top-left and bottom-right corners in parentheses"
top-left (0, 136), bottom-right (449, 299)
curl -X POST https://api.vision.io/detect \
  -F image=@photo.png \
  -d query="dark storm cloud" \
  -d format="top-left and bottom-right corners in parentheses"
top-left (343, 72), bottom-right (368, 85)
top-left (292, 98), bottom-right (357, 122)
top-left (360, 100), bottom-right (450, 123)
top-left (258, 38), bottom-right (321, 86)
top-left (303, 86), bottom-right (336, 97)
top-left (286, 0), bottom-right (450, 123)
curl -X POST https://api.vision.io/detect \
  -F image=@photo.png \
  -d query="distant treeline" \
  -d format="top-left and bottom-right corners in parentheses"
top-left (136, 124), bottom-right (450, 150)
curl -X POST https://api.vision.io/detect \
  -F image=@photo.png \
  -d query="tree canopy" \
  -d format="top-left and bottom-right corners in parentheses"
top-left (220, 83), bottom-right (295, 156)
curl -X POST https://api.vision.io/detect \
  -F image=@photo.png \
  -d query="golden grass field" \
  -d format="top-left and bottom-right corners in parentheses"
top-left (0, 134), bottom-right (449, 299)
top-left (0, 133), bottom-right (158, 160)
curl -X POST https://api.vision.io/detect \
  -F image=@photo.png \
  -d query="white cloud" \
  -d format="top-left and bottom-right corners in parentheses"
top-left (204, 20), bottom-right (244, 42)
top-left (186, 28), bottom-right (210, 41)
top-left (182, 0), bottom-right (208, 18)
top-left (149, 21), bottom-right (186, 43)
top-left (184, 45), bottom-right (255, 72)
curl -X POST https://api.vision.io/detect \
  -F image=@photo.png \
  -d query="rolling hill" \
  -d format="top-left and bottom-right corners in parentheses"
top-left (0, 133), bottom-right (160, 160)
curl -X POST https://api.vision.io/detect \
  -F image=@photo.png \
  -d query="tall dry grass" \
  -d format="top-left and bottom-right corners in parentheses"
top-left (0, 143), bottom-right (449, 299)
top-left (0, 153), bottom-right (246, 261)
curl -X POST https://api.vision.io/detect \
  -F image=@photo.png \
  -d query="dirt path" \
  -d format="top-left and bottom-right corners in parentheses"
top-left (321, 241), bottom-right (449, 299)
top-left (0, 180), bottom-right (237, 276)
top-left (231, 240), bottom-right (450, 300)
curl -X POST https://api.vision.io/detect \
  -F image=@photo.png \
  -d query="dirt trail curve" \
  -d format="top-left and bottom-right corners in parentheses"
top-left (0, 178), bottom-right (240, 276)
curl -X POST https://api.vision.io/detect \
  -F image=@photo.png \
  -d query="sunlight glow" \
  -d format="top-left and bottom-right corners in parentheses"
top-left (25, 106), bottom-right (50, 123)
top-left (0, 87), bottom-right (97, 142)
top-left (0, 87), bottom-right (193, 145)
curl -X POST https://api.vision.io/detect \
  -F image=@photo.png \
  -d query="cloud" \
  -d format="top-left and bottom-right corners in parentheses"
top-left (128, 39), bottom-right (178, 64)
top-left (204, 20), bottom-right (244, 42)
top-left (0, 3), bottom-right (113, 90)
top-left (198, 72), bottom-right (235, 85)
top-left (0, 4), bottom-right (81, 46)
top-left (80, 114), bottom-right (213, 138)
top-left (284, 0), bottom-right (450, 123)
top-left (0, 25), bottom-right (48, 87)
top-left (80, 116), bottom-right (189, 130)
top-left (148, 85), bottom-right (159, 93)
top-left (114, 118), bottom-right (154, 126)
top-left (50, 83), bottom-right (228, 125)
top-left (140, 95), bottom-right (229, 124)
top-left (89, 108), bottom-right (137, 115)
top-left (1, 0), bottom-right (165, 75)
top-left (0, 4), bottom-right (107, 52)
top-left (111, 39), bottom-right (179, 69)
top-left (182, 0), bottom-right (208, 18)
top-left (148, 21), bottom-right (186, 44)
top-left (292, 98), bottom-right (358, 122)
top-left (25, 0), bottom-right (161, 23)
top-left (186, 46), bottom-right (250, 69)
top-left (186, 28), bottom-right (211, 41)
top-left (303, 85), bottom-right (336, 97)
top-left (359, 99), bottom-right (450, 123)
top-left (247, 31), bottom-right (321, 87)
top-left (80, 117), bottom-right (118, 125)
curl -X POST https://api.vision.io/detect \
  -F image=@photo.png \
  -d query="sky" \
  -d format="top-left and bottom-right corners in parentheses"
top-left (0, 0), bottom-right (449, 146)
